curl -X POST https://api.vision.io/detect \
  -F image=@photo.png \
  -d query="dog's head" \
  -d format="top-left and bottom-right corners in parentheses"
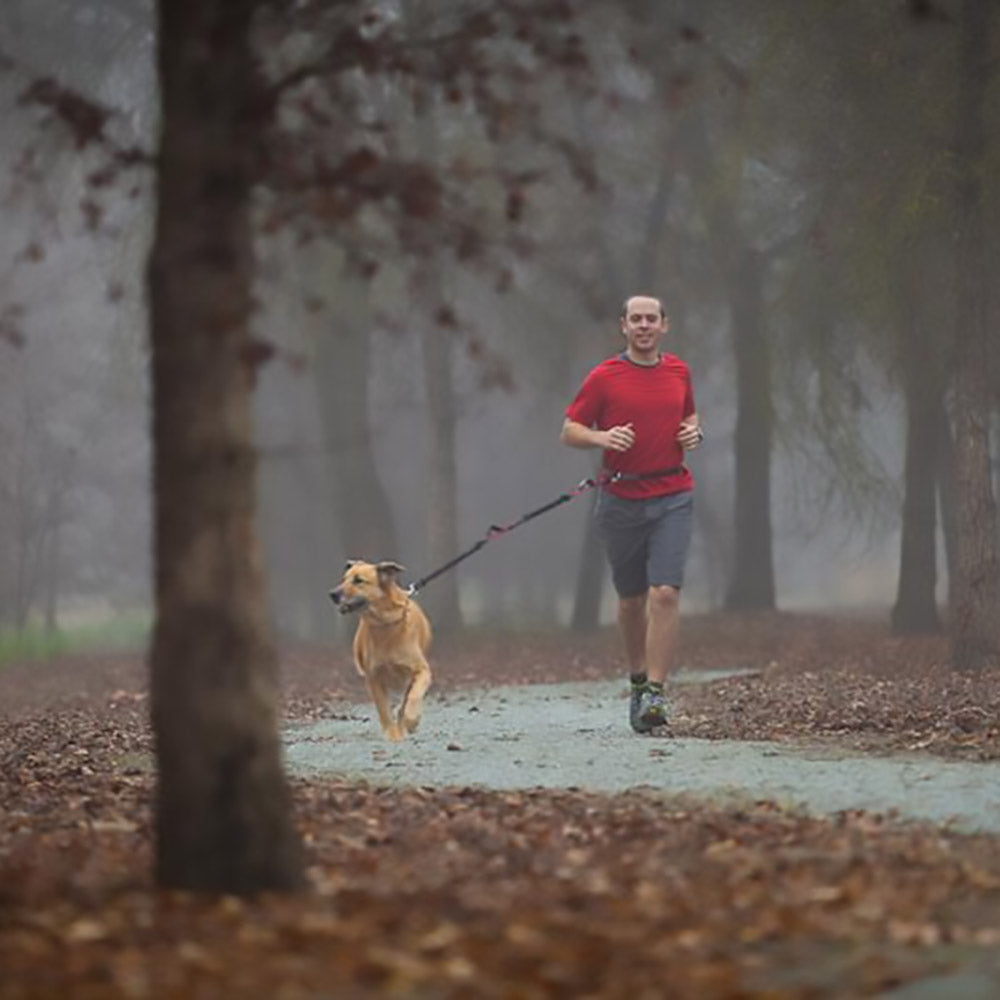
top-left (328, 559), bottom-right (406, 615)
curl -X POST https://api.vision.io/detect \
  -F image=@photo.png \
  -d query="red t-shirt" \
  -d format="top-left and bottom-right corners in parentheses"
top-left (565, 352), bottom-right (695, 499)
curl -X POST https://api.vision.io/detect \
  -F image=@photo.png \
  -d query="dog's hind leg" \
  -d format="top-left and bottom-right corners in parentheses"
top-left (367, 675), bottom-right (404, 741)
top-left (399, 666), bottom-right (432, 734)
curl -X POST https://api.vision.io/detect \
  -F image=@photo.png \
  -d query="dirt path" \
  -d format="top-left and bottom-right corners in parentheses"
top-left (284, 676), bottom-right (1000, 835)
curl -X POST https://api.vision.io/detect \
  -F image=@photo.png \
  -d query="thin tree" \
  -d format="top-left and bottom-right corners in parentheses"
top-left (891, 253), bottom-right (949, 634)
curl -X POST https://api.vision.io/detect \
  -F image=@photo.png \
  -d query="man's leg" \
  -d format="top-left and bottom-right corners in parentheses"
top-left (619, 592), bottom-right (653, 733)
top-left (594, 491), bottom-right (657, 732)
top-left (618, 593), bottom-right (648, 674)
top-left (643, 491), bottom-right (692, 689)
top-left (636, 584), bottom-right (680, 729)
top-left (644, 584), bottom-right (680, 685)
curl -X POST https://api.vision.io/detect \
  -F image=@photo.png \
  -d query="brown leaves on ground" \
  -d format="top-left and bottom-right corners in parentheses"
top-left (2, 612), bottom-right (1000, 998)
top-left (671, 613), bottom-right (1000, 760)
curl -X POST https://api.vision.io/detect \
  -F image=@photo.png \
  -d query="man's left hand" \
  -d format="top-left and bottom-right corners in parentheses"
top-left (676, 418), bottom-right (703, 451)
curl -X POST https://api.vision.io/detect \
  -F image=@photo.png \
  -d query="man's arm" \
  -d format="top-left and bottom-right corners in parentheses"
top-left (561, 417), bottom-right (634, 453)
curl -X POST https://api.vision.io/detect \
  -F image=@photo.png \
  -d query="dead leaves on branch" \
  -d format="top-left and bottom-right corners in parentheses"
top-left (17, 78), bottom-right (111, 150)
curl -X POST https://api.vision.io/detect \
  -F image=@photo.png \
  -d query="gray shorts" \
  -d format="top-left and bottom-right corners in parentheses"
top-left (594, 489), bottom-right (694, 598)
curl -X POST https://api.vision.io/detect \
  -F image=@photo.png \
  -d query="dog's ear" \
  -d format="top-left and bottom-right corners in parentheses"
top-left (343, 559), bottom-right (362, 573)
top-left (375, 560), bottom-right (406, 585)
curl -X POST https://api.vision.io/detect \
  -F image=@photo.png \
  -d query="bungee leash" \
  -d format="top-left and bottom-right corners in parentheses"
top-left (405, 464), bottom-right (685, 596)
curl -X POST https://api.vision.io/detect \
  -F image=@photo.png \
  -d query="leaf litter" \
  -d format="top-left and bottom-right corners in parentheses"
top-left (2, 612), bottom-right (1000, 998)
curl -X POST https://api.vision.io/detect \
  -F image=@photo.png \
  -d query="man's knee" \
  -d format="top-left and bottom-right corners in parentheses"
top-left (647, 584), bottom-right (680, 615)
top-left (619, 593), bottom-right (647, 618)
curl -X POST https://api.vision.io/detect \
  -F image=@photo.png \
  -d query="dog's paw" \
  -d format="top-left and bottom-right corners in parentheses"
top-left (402, 713), bottom-right (421, 733)
top-left (384, 724), bottom-right (405, 742)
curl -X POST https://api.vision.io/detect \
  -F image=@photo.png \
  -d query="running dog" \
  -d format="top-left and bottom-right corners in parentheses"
top-left (329, 560), bottom-right (432, 742)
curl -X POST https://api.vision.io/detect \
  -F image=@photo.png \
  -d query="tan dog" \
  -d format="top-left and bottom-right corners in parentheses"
top-left (329, 560), bottom-right (432, 742)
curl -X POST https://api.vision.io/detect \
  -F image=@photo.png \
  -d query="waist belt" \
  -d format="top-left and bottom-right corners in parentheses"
top-left (602, 465), bottom-right (686, 483)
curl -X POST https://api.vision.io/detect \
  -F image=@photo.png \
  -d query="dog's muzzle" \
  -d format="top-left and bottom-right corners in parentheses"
top-left (329, 588), bottom-right (366, 615)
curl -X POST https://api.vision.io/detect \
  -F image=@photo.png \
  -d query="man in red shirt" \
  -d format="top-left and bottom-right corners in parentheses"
top-left (561, 294), bottom-right (702, 732)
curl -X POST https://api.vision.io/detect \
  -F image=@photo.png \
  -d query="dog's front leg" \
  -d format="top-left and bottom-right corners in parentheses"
top-left (399, 664), bottom-right (432, 734)
top-left (366, 675), bottom-right (404, 741)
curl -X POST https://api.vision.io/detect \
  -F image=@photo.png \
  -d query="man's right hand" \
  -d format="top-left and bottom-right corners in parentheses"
top-left (602, 423), bottom-right (635, 452)
top-left (561, 418), bottom-right (634, 452)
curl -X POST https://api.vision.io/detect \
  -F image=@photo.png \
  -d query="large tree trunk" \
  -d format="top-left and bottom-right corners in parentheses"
top-left (725, 248), bottom-right (776, 611)
top-left (148, 0), bottom-right (304, 892)
top-left (949, 0), bottom-right (1000, 671)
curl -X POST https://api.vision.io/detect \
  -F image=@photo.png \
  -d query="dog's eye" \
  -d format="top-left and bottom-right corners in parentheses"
top-left (353, 575), bottom-right (365, 585)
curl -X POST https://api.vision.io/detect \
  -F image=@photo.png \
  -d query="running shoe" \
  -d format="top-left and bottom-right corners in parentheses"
top-left (629, 674), bottom-right (652, 733)
top-left (637, 683), bottom-right (668, 730)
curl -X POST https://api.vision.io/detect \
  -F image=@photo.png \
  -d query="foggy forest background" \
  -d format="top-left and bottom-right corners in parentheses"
top-left (2, 0), bottom-right (998, 649)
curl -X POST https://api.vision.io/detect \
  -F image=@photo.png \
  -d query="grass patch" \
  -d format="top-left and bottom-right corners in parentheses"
top-left (0, 614), bottom-right (150, 667)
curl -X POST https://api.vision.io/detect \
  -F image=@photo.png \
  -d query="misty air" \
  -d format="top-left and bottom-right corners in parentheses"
top-left (1, 2), bottom-right (999, 997)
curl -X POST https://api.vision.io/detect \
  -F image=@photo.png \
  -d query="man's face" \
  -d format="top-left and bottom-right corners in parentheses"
top-left (620, 296), bottom-right (668, 356)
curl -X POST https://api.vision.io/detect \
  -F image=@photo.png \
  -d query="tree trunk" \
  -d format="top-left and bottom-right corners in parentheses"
top-left (949, 0), bottom-right (1000, 671)
top-left (725, 248), bottom-right (776, 611)
top-left (410, 79), bottom-right (461, 631)
top-left (892, 276), bottom-right (945, 635)
top-left (567, 100), bottom-right (675, 629)
top-left (313, 280), bottom-right (399, 562)
top-left (682, 95), bottom-right (776, 612)
top-left (419, 274), bottom-right (462, 631)
top-left (570, 494), bottom-right (606, 632)
top-left (936, 404), bottom-right (959, 607)
top-left (892, 383), bottom-right (943, 633)
top-left (43, 519), bottom-right (59, 633)
top-left (148, 0), bottom-right (304, 892)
